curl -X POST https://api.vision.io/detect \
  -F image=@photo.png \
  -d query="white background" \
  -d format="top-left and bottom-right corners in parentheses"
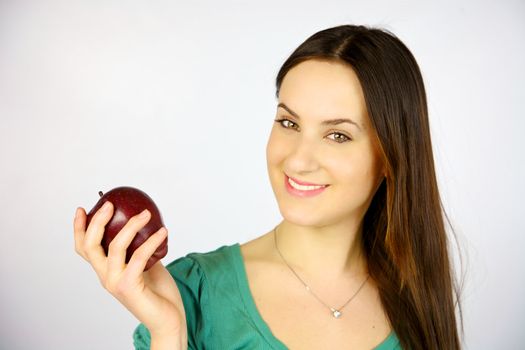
top-left (0, 0), bottom-right (523, 349)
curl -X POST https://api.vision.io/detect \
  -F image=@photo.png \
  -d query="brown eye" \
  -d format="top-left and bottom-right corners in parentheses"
top-left (274, 118), bottom-right (298, 130)
top-left (327, 132), bottom-right (351, 143)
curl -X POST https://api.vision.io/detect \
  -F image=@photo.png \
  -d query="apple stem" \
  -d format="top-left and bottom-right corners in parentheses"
top-left (98, 191), bottom-right (103, 197)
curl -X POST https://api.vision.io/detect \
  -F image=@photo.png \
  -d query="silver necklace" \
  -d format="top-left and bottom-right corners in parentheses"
top-left (273, 226), bottom-right (369, 319)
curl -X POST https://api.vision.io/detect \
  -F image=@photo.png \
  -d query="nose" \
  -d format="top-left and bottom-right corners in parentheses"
top-left (285, 136), bottom-right (321, 175)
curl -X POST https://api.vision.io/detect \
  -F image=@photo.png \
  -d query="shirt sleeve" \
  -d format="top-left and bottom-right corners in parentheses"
top-left (132, 323), bottom-right (150, 350)
top-left (132, 255), bottom-right (211, 349)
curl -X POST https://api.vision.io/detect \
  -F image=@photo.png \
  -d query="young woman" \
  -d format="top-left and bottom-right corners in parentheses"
top-left (74, 24), bottom-right (462, 349)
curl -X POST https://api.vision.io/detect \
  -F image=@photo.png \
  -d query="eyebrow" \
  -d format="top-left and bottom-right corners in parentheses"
top-left (277, 103), bottom-right (362, 131)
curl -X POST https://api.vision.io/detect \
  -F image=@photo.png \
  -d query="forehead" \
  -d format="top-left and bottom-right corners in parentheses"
top-left (278, 59), bottom-right (368, 125)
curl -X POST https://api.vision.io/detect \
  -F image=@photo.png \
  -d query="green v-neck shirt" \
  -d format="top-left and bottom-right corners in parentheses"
top-left (133, 243), bottom-right (401, 349)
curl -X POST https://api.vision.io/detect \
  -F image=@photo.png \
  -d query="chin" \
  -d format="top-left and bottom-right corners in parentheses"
top-left (277, 203), bottom-right (329, 228)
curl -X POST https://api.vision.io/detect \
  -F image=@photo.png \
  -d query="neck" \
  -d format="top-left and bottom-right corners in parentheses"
top-left (274, 219), bottom-right (368, 281)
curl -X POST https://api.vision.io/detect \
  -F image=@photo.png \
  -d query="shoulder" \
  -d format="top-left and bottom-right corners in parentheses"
top-left (187, 243), bottom-right (236, 267)
top-left (165, 243), bottom-right (237, 280)
top-left (240, 229), bottom-right (276, 263)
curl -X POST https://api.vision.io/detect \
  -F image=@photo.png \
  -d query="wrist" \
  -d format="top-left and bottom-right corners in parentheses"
top-left (150, 332), bottom-right (186, 350)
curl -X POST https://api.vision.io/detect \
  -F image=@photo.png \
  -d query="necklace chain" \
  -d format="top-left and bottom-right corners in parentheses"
top-left (273, 226), bottom-right (369, 319)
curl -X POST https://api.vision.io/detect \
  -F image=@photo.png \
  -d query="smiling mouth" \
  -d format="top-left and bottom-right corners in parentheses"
top-left (286, 175), bottom-right (329, 191)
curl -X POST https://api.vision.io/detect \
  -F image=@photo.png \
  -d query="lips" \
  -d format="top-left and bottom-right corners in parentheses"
top-left (287, 176), bottom-right (326, 187)
top-left (285, 174), bottom-right (329, 197)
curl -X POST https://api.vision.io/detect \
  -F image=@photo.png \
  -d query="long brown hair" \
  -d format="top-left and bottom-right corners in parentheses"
top-left (275, 25), bottom-right (463, 350)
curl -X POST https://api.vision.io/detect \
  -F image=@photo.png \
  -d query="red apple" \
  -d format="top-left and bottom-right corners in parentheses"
top-left (85, 186), bottom-right (168, 271)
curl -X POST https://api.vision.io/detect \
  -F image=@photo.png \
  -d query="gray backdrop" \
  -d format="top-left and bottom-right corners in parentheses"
top-left (0, 0), bottom-right (523, 349)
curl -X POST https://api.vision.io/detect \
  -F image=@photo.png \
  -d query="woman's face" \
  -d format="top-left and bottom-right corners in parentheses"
top-left (266, 59), bottom-right (385, 228)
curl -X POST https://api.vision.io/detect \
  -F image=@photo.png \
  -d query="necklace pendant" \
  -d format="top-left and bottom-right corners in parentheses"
top-left (331, 309), bottom-right (342, 319)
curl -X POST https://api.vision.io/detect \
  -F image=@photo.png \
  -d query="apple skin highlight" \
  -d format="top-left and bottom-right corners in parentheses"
top-left (85, 186), bottom-right (167, 271)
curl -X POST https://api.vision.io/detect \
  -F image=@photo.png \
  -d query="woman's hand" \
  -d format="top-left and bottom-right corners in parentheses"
top-left (73, 202), bottom-right (188, 347)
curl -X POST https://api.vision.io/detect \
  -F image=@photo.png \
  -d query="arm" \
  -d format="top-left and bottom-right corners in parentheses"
top-left (74, 205), bottom-right (187, 349)
top-left (151, 332), bottom-right (188, 350)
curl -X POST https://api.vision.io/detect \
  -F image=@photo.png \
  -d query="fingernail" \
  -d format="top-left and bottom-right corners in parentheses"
top-left (75, 208), bottom-right (81, 219)
top-left (139, 209), bottom-right (150, 218)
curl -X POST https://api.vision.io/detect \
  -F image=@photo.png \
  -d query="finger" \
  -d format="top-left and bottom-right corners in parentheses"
top-left (73, 207), bottom-right (87, 259)
top-left (107, 209), bottom-right (151, 274)
top-left (84, 201), bottom-right (114, 277)
top-left (124, 227), bottom-right (168, 279)
top-left (143, 253), bottom-right (178, 297)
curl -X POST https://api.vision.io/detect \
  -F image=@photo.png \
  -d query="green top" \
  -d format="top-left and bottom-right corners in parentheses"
top-left (133, 243), bottom-right (401, 349)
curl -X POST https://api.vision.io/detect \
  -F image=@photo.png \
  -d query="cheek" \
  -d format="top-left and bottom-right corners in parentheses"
top-left (324, 154), bottom-right (355, 182)
top-left (323, 147), bottom-right (381, 186)
top-left (266, 128), bottom-right (288, 166)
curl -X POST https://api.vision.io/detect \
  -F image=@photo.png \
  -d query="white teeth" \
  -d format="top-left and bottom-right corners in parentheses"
top-left (288, 177), bottom-right (325, 191)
